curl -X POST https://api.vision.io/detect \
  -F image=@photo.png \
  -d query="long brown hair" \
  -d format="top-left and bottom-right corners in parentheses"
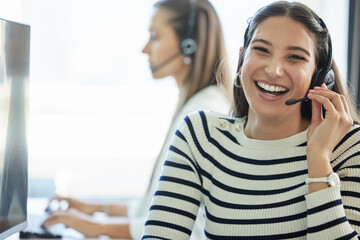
top-left (154, 0), bottom-right (232, 105)
top-left (231, 1), bottom-right (359, 123)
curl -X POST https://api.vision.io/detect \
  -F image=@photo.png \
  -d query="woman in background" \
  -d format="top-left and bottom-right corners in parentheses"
top-left (42, 0), bottom-right (232, 239)
top-left (141, 1), bottom-right (360, 239)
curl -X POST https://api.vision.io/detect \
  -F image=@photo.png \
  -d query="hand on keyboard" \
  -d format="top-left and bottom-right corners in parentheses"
top-left (19, 230), bottom-right (62, 239)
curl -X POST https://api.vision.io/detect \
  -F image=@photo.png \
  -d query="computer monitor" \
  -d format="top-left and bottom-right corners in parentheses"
top-left (0, 18), bottom-right (29, 239)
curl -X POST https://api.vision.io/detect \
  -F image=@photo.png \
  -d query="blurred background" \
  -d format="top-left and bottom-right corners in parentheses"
top-left (0, 0), bottom-right (356, 200)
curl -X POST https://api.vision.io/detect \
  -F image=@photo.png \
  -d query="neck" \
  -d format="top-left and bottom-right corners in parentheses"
top-left (174, 62), bottom-right (191, 89)
top-left (244, 111), bottom-right (310, 140)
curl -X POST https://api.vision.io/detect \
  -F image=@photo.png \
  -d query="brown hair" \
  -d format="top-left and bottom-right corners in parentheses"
top-left (154, 0), bottom-right (232, 105)
top-left (231, 1), bottom-right (359, 123)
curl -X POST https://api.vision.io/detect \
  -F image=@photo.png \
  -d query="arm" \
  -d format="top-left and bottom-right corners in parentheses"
top-left (305, 84), bottom-right (359, 239)
top-left (42, 208), bottom-right (132, 239)
top-left (47, 196), bottom-right (128, 216)
top-left (304, 160), bottom-right (360, 239)
top-left (306, 84), bottom-right (353, 192)
top-left (142, 120), bottom-right (203, 240)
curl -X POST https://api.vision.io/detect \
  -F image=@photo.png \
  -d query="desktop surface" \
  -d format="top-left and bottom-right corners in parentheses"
top-left (5, 198), bottom-right (127, 240)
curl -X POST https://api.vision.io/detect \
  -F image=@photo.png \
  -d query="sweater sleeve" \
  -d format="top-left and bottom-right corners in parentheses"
top-left (141, 115), bottom-right (203, 240)
top-left (305, 127), bottom-right (360, 239)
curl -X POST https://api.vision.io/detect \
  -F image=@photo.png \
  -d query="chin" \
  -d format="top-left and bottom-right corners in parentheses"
top-left (250, 102), bottom-right (285, 119)
top-left (151, 72), bottom-right (163, 79)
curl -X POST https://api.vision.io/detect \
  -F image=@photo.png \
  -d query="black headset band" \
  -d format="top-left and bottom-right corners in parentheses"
top-left (318, 18), bottom-right (332, 71)
top-left (186, 0), bottom-right (197, 41)
top-left (181, 0), bottom-right (198, 56)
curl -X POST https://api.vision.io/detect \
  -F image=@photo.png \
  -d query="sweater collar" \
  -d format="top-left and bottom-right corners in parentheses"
top-left (236, 117), bottom-right (308, 150)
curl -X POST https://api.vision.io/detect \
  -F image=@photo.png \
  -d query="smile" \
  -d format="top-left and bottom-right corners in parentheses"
top-left (256, 81), bottom-right (288, 96)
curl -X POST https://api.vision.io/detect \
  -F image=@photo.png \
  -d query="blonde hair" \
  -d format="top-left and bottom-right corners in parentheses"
top-left (155, 0), bottom-right (232, 105)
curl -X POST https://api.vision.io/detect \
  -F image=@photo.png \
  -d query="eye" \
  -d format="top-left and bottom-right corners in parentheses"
top-left (288, 54), bottom-right (305, 61)
top-left (150, 34), bottom-right (158, 41)
top-left (253, 46), bottom-right (269, 54)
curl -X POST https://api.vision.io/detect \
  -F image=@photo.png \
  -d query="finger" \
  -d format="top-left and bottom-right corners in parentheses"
top-left (43, 211), bottom-right (72, 227)
top-left (340, 94), bottom-right (350, 114)
top-left (307, 93), bottom-right (337, 115)
top-left (309, 89), bottom-right (346, 113)
top-left (41, 214), bottom-right (60, 228)
top-left (310, 93), bottom-right (323, 123)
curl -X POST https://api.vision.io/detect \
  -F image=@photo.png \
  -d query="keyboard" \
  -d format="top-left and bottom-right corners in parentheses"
top-left (19, 230), bottom-right (62, 239)
top-left (20, 213), bottom-right (65, 239)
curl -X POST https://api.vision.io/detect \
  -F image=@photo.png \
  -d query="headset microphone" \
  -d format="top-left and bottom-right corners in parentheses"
top-left (150, 51), bottom-right (182, 73)
top-left (285, 96), bottom-right (308, 105)
top-left (285, 79), bottom-right (335, 105)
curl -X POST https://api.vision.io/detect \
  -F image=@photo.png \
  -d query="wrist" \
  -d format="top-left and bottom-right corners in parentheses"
top-left (306, 172), bottom-right (340, 187)
top-left (86, 203), bottom-right (102, 214)
top-left (306, 172), bottom-right (340, 193)
top-left (306, 153), bottom-right (332, 178)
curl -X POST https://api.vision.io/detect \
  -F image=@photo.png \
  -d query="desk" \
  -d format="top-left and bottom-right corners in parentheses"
top-left (5, 198), bottom-right (127, 240)
top-left (6, 233), bottom-right (124, 240)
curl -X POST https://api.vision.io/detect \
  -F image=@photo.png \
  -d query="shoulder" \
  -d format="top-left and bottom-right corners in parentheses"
top-left (171, 86), bottom-right (230, 133)
top-left (332, 124), bottom-right (360, 170)
top-left (182, 85), bottom-right (231, 114)
top-left (179, 110), bottom-right (244, 136)
top-left (334, 124), bottom-right (360, 151)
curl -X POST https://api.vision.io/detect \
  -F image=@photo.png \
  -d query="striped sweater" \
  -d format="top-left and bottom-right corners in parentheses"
top-left (142, 110), bottom-right (360, 240)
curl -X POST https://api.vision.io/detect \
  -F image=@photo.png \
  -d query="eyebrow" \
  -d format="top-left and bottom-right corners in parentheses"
top-left (252, 38), bottom-right (311, 57)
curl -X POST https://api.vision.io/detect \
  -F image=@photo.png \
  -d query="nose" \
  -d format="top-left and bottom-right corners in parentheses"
top-left (142, 39), bottom-right (150, 55)
top-left (265, 57), bottom-right (284, 79)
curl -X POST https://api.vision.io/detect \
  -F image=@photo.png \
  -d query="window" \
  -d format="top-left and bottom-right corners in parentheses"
top-left (0, 0), bottom-right (349, 199)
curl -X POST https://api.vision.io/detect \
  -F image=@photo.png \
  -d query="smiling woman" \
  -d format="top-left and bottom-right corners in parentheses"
top-left (141, 1), bottom-right (360, 239)
top-left (239, 15), bottom-right (318, 137)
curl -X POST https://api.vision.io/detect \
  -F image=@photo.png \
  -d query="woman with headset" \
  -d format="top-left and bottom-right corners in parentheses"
top-left (142, 1), bottom-right (360, 239)
top-left (42, 0), bottom-right (232, 239)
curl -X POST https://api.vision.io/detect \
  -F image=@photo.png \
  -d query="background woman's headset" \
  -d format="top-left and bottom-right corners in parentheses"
top-left (180, 0), bottom-right (198, 56)
top-left (151, 0), bottom-right (198, 73)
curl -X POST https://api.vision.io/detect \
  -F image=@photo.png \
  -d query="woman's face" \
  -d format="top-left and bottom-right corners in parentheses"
top-left (142, 8), bottom-right (185, 80)
top-left (240, 16), bottom-right (317, 121)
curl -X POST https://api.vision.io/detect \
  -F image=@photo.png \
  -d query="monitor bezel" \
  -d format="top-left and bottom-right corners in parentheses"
top-left (0, 16), bottom-right (29, 239)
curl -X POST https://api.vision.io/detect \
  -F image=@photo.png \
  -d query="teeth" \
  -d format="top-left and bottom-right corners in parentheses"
top-left (257, 82), bottom-right (287, 92)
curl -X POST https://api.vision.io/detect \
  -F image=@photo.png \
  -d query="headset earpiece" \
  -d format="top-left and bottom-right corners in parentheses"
top-left (311, 18), bottom-right (334, 90)
top-left (180, 0), bottom-right (197, 56)
top-left (312, 67), bottom-right (335, 90)
top-left (181, 38), bottom-right (197, 55)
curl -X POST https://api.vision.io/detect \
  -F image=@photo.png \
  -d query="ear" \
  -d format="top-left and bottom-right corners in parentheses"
top-left (239, 47), bottom-right (244, 55)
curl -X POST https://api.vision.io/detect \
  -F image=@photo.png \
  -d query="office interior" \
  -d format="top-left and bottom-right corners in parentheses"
top-left (0, 0), bottom-right (359, 238)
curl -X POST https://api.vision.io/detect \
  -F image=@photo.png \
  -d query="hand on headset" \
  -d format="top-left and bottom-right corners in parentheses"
top-left (305, 83), bottom-right (353, 175)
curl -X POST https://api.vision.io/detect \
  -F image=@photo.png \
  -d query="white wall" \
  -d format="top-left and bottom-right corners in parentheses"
top-left (0, 0), bottom-right (350, 199)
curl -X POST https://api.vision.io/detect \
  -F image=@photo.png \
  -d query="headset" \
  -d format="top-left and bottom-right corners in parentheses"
top-left (180, 0), bottom-right (198, 55)
top-left (286, 18), bottom-right (334, 105)
top-left (151, 0), bottom-right (198, 73)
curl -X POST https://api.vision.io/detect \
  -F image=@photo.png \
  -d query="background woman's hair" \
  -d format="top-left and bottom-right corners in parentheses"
top-left (231, 1), bottom-right (359, 123)
top-left (154, 0), bottom-right (232, 105)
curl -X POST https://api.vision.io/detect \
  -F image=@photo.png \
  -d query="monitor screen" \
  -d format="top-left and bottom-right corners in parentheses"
top-left (0, 18), bottom-right (29, 239)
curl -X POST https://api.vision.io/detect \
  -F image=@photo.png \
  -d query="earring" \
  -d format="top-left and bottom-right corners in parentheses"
top-left (184, 56), bottom-right (191, 65)
top-left (233, 72), bottom-right (241, 88)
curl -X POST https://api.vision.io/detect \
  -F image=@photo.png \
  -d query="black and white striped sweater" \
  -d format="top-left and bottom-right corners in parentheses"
top-left (142, 110), bottom-right (360, 240)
